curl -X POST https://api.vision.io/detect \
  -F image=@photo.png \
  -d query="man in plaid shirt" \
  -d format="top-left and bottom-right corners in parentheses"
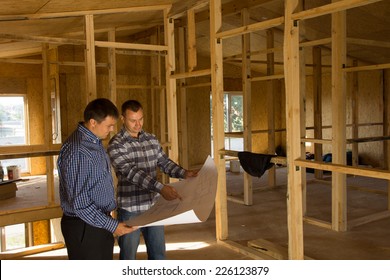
top-left (58, 98), bottom-right (136, 260)
top-left (108, 100), bottom-right (197, 260)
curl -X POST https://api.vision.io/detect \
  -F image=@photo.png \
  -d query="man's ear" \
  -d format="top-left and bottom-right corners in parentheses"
top-left (120, 115), bottom-right (125, 123)
top-left (89, 118), bottom-right (97, 128)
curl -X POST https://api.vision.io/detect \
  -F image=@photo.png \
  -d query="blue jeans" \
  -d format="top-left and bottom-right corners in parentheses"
top-left (117, 208), bottom-right (166, 260)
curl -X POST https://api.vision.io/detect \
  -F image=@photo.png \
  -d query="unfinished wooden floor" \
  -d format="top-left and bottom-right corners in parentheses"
top-left (2, 165), bottom-right (390, 260)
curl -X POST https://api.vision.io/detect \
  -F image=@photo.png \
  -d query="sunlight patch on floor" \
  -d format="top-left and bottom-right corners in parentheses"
top-left (19, 241), bottom-right (210, 259)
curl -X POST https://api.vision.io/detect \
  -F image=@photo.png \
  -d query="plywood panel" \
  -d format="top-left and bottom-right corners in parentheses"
top-left (28, 78), bottom-right (46, 175)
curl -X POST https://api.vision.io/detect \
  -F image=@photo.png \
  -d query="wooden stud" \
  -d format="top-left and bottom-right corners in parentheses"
top-left (351, 60), bottom-right (359, 166)
top-left (210, 0), bottom-right (228, 240)
top-left (42, 44), bottom-right (55, 207)
top-left (150, 28), bottom-right (162, 138)
top-left (242, 8), bottom-right (253, 205)
top-left (284, 0), bottom-right (304, 259)
top-left (164, 9), bottom-right (180, 172)
top-left (187, 8), bottom-right (197, 72)
top-left (331, 3), bottom-right (347, 232)
top-left (312, 46), bottom-right (324, 179)
top-left (385, 69), bottom-right (390, 210)
top-left (178, 27), bottom-right (189, 169)
top-left (84, 14), bottom-right (97, 102)
top-left (108, 30), bottom-right (117, 134)
top-left (266, 29), bottom-right (276, 188)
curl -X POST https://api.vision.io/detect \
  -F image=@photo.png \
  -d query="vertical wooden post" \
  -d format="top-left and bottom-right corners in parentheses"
top-left (331, 3), bottom-right (347, 232)
top-left (266, 29), bottom-right (276, 188)
top-left (384, 69), bottom-right (390, 210)
top-left (242, 8), bottom-right (253, 205)
top-left (284, 0), bottom-right (304, 259)
top-left (187, 8), bottom-right (197, 72)
top-left (108, 30), bottom-right (117, 131)
top-left (40, 43), bottom-right (53, 245)
top-left (42, 44), bottom-right (55, 206)
top-left (299, 20), bottom-right (307, 215)
top-left (150, 28), bottom-right (162, 138)
top-left (49, 47), bottom-right (62, 144)
top-left (164, 8), bottom-right (180, 168)
top-left (210, 0), bottom-right (228, 240)
top-left (351, 60), bottom-right (359, 166)
top-left (84, 14), bottom-right (97, 102)
top-left (313, 46), bottom-right (323, 179)
top-left (178, 27), bottom-right (189, 169)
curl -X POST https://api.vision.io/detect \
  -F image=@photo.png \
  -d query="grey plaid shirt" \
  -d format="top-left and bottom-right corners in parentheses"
top-left (107, 127), bottom-right (186, 213)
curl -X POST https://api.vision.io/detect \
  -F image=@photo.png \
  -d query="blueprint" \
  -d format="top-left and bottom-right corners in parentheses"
top-left (125, 156), bottom-right (218, 227)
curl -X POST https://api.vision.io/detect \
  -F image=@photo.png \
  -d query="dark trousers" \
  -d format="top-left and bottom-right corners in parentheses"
top-left (61, 214), bottom-right (114, 260)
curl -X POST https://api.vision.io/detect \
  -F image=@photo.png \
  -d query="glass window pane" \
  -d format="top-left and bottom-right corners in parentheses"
top-left (0, 96), bottom-right (28, 172)
top-left (4, 224), bottom-right (26, 250)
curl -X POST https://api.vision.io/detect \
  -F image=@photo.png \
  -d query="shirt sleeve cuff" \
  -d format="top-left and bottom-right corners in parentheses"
top-left (105, 217), bottom-right (120, 233)
top-left (154, 181), bottom-right (164, 192)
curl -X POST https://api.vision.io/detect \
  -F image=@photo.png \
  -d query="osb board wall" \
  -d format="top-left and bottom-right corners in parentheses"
top-left (27, 78), bottom-right (46, 174)
top-left (354, 70), bottom-right (384, 167)
top-left (32, 220), bottom-right (50, 245)
top-left (186, 85), bottom-right (211, 166)
top-left (251, 80), bottom-right (285, 154)
top-left (305, 69), bottom-right (384, 168)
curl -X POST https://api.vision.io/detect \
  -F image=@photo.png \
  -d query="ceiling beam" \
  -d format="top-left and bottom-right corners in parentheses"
top-left (0, 33), bottom-right (167, 52)
top-left (292, 0), bottom-right (383, 21)
top-left (0, 5), bottom-right (171, 21)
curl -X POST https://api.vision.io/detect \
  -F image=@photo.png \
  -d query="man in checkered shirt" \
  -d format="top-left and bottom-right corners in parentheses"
top-left (108, 100), bottom-right (198, 260)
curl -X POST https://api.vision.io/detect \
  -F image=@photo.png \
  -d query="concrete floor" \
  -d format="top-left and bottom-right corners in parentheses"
top-left (4, 165), bottom-right (390, 260)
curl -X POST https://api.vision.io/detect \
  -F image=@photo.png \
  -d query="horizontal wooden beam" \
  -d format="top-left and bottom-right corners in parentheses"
top-left (216, 17), bottom-right (284, 40)
top-left (116, 49), bottom-right (164, 57)
top-left (292, 0), bottom-right (382, 21)
top-left (0, 242), bottom-right (65, 260)
top-left (248, 238), bottom-right (288, 260)
top-left (95, 40), bottom-right (168, 52)
top-left (0, 34), bottom-right (168, 52)
top-left (348, 210), bottom-right (390, 229)
top-left (220, 149), bottom-right (287, 165)
top-left (343, 63), bottom-right (390, 73)
top-left (303, 216), bottom-right (332, 230)
top-left (302, 135), bottom-right (390, 145)
top-left (347, 37), bottom-right (390, 49)
top-left (117, 84), bottom-right (165, 90)
top-left (171, 68), bottom-right (211, 79)
top-left (227, 196), bottom-right (246, 205)
top-left (218, 239), bottom-right (277, 260)
top-left (251, 74), bottom-right (284, 82)
top-left (182, 82), bottom-right (211, 89)
top-left (301, 137), bottom-right (332, 145)
top-left (0, 33), bottom-right (84, 45)
top-left (0, 144), bottom-right (61, 160)
top-left (0, 5), bottom-right (170, 21)
top-left (0, 58), bottom-right (42, 64)
top-left (168, 0), bottom-right (209, 19)
top-left (346, 135), bottom-right (390, 143)
top-left (295, 159), bottom-right (390, 180)
top-left (0, 205), bottom-right (62, 227)
top-left (300, 38), bottom-right (332, 48)
top-left (224, 47), bottom-right (283, 61)
top-left (49, 61), bottom-right (108, 68)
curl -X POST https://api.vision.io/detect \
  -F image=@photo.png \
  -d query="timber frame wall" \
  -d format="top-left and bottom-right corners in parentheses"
top-left (208, 0), bottom-right (390, 260)
top-left (0, 5), bottom-right (176, 247)
top-left (1, 0), bottom-right (390, 259)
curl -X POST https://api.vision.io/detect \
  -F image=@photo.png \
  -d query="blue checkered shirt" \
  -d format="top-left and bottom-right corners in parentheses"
top-left (108, 127), bottom-right (186, 213)
top-left (58, 123), bottom-right (118, 233)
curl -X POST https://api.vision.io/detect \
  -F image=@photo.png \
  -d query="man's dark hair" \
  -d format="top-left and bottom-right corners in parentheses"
top-left (121, 100), bottom-right (143, 115)
top-left (84, 98), bottom-right (119, 123)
